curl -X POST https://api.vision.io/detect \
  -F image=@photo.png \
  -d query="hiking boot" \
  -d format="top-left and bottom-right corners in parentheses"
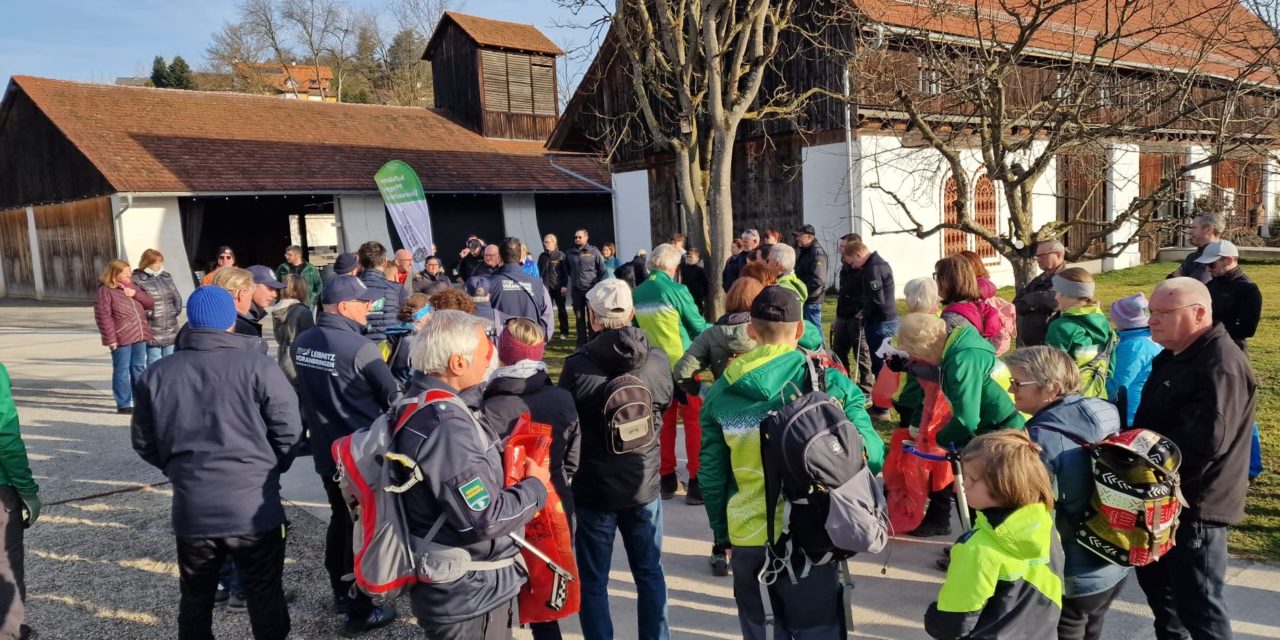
top-left (936, 557), bottom-right (951, 571)
top-left (909, 491), bottom-right (953, 538)
top-left (868, 407), bottom-right (890, 419)
top-left (331, 595), bottom-right (352, 615)
top-left (224, 593), bottom-right (247, 613)
top-left (685, 477), bottom-right (703, 505)
top-left (660, 473), bottom-right (683, 500)
top-left (214, 584), bottom-right (230, 606)
top-left (342, 605), bottom-right (397, 637)
top-left (19, 624), bottom-right (34, 640)
top-left (116, 407), bottom-right (133, 415)
top-left (710, 545), bottom-right (730, 577)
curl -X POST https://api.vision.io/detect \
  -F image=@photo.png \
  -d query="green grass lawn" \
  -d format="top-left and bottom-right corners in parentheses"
top-left (542, 261), bottom-right (1280, 560)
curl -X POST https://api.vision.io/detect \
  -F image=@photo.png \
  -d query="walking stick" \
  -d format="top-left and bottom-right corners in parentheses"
top-left (902, 443), bottom-right (971, 533)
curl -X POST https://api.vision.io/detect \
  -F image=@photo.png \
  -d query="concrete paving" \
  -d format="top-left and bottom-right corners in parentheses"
top-left (3, 300), bottom-right (1279, 639)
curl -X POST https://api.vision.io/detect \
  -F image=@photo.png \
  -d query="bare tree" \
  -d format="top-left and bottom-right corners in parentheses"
top-left (206, 20), bottom-right (268, 73)
top-left (239, 0), bottom-right (300, 98)
top-left (558, 0), bottom-right (825, 316)
top-left (390, 0), bottom-right (459, 41)
top-left (282, 0), bottom-right (342, 100)
top-left (858, 0), bottom-right (1280, 289)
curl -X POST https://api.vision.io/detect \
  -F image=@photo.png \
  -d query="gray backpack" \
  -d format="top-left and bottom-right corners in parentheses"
top-left (331, 389), bottom-right (517, 600)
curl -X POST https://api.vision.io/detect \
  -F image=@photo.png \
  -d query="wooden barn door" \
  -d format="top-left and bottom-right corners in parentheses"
top-left (1057, 152), bottom-right (1107, 256)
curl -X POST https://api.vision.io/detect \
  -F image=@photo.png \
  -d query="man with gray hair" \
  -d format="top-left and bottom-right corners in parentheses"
top-left (1169, 214), bottom-right (1222, 284)
top-left (1013, 239), bottom-right (1066, 346)
top-left (722, 228), bottom-right (761, 291)
top-left (769, 243), bottom-right (809, 303)
top-left (392, 310), bottom-right (552, 638)
top-left (1133, 278), bottom-right (1257, 640)
top-left (560, 279), bottom-right (674, 640)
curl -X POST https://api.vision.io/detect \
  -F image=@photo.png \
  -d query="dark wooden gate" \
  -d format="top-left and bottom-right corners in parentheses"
top-left (1138, 153), bottom-right (1184, 263)
top-left (33, 197), bottom-right (117, 299)
top-left (1057, 152), bottom-right (1108, 256)
top-left (0, 207), bottom-right (35, 297)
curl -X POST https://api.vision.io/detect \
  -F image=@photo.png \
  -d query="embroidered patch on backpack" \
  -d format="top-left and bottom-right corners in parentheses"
top-left (459, 477), bottom-right (490, 511)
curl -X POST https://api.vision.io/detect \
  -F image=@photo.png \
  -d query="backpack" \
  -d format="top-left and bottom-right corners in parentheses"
top-left (601, 373), bottom-right (657, 454)
top-left (331, 389), bottom-right (519, 600)
top-left (1034, 426), bottom-right (1185, 567)
top-left (984, 297), bottom-right (1017, 355)
top-left (759, 354), bottom-right (888, 563)
top-left (1079, 331), bottom-right (1119, 399)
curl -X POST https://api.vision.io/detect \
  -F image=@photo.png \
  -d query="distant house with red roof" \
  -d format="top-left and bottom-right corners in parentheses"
top-left (235, 62), bottom-right (337, 101)
top-left (0, 14), bottom-right (611, 301)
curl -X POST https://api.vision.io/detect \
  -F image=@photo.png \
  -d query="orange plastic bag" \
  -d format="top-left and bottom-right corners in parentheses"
top-left (870, 365), bottom-right (900, 410)
top-left (884, 376), bottom-right (955, 534)
top-left (502, 414), bottom-right (581, 624)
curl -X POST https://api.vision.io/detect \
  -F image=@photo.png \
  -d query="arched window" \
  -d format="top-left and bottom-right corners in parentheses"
top-left (942, 175), bottom-right (967, 256)
top-left (941, 172), bottom-right (999, 261)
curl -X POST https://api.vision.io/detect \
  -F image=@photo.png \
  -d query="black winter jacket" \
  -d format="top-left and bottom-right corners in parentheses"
top-left (1169, 247), bottom-right (1212, 284)
top-left (1013, 267), bottom-right (1060, 347)
top-left (857, 252), bottom-right (898, 324)
top-left (488, 264), bottom-right (554, 340)
top-left (678, 262), bottom-right (710, 312)
top-left (566, 244), bottom-right (605, 294)
top-left (393, 375), bottom-right (546, 625)
top-left (835, 262), bottom-right (861, 319)
top-left (559, 328), bottom-right (673, 511)
top-left (411, 271), bottom-right (451, 295)
top-left (132, 329), bottom-right (302, 537)
top-left (481, 370), bottom-right (581, 519)
top-left (796, 242), bottom-right (829, 304)
top-left (293, 312), bottom-right (400, 475)
top-left (358, 269), bottom-right (407, 343)
top-left (1133, 323), bottom-right (1257, 524)
top-left (1208, 267), bottom-right (1263, 350)
top-left (132, 269), bottom-right (184, 348)
top-left (269, 300), bottom-right (315, 383)
top-left (538, 250), bottom-right (569, 293)
top-left (722, 253), bottom-right (746, 292)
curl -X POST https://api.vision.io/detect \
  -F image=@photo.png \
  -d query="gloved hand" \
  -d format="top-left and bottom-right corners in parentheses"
top-left (885, 353), bottom-right (909, 373)
top-left (19, 493), bottom-right (39, 527)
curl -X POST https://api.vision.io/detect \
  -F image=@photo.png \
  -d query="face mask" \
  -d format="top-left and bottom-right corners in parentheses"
top-left (145, 266), bottom-right (164, 276)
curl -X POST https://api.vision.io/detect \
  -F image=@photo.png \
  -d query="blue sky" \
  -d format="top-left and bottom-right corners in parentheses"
top-left (0, 0), bottom-right (606, 87)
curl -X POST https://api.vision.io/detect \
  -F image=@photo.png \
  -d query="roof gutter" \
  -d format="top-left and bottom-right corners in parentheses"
top-left (545, 155), bottom-right (614, 193)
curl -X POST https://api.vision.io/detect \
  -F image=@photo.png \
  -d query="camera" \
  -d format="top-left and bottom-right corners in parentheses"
top-left (467, 239), bottom-right (481, 250)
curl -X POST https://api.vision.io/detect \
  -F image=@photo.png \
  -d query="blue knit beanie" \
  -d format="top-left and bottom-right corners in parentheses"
top-left (187, 285), bottom-right (238, 330)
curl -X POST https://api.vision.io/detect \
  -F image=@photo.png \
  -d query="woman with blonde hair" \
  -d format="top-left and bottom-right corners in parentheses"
top-left (94, 259), bottom-right (155, 413)
top-left (132, 248), bottom-right (183, 365)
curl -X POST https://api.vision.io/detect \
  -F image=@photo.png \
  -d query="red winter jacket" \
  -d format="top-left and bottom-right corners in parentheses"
top-left (95, 284), bottom-right (154, 347)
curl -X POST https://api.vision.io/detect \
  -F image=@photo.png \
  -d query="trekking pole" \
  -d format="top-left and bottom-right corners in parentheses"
top-left (509, 532), bottom-right (575, 610)
top-left (902, 443), bottom-right (971, 532)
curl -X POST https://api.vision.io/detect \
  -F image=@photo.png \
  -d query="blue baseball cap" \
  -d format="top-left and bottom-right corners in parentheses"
top-left (323, 275), bottom-right (379, 305)
top-left (248, 265), bottom-right (285, 289)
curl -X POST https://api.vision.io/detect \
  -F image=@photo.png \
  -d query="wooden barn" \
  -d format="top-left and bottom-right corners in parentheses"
top-left (550, 1), bottom-right (1280, 289)
top-left (0, 13), bottom-right (612, 302)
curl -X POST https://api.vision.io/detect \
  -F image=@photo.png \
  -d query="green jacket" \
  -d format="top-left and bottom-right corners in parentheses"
top-left (925, 503), bottom-right (1063, 639)
top-left (938, 325), bottom-right (1025, 446)
top-left (1045, 306), bottom-right (1116, 398)
top-left (778, 273), bottom-right (808, 303)
top-left (276, 261), bottom-right (324, 307)
top-left (699, 346), bottom-right (885, 547)
top-left (0, 364), bottom-right (38, 497)
top-left (634, 270), bottom-right (709, 369)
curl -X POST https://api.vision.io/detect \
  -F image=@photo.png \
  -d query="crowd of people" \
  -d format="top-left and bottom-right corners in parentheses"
top-left (0, 213), bottom-right (1240, 640)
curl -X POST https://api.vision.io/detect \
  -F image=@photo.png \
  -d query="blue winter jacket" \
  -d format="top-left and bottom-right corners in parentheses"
top-left (1027, 394), bottom-right (1130, 598)
top-left (358, 268), bottom-right (408, 343)
top-left (1106, 327), bottom-right (1163, 427)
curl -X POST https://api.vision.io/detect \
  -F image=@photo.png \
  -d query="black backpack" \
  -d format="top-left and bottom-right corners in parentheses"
top-left (601, 373), bottom-right (656, 454)
top-left (760, 354), bottom-right (886, 563)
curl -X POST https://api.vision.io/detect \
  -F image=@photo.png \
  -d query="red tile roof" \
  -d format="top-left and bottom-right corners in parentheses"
top-left (856, 0), bottom-right (1277, 82)
top-left (5, 76), bottom-right (607, 194)
top-left (236, 63), bottom-right (335, 94)
top-left (428, 12), bottom-right (564, 57)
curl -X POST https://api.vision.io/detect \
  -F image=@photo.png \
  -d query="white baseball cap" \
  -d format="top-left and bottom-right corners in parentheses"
top-left (586, 279), bottom-right (633, 321)
top-left (1195, 240), bottom-right (1239, 263)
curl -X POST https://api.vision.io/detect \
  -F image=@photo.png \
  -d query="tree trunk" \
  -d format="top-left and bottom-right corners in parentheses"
top-left (705, 129), bottom-right (736, 319)
top-left (1010, 254), bottom-right (1037, 294)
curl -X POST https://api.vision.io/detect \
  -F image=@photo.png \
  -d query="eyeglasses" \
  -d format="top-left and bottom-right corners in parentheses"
top-left (1008, 379), bottom-right (1042, 392)
top-left (1035, 252), bottom-right (1060, 258)
top-left (217, 255), bottom-right (234, 261)
top-left (1148, 303), bottom-right (1204, 318)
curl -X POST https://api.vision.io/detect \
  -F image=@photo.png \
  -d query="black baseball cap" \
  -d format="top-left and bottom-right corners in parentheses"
top-left (751, 286), bottom-right (802, 322)
top-left (793, 224), bottom-right (816, 236)
top-left (323, 275), bottom-right (379, 305)
top-left (248, 265), bottom-right (285, 290)
top-left (333, 253), bottom-right (358, 275)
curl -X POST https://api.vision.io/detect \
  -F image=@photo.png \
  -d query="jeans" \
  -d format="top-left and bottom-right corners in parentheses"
top-left (110, 342), bottom-right (147, 409)
top-left (575, 499), bottom-right (669, 640)
top-left (572, 289), bottom-right (590, 346)
top-left (830, 316), bottom-right (872, 395)
top-left (660, 389), bottom-right (702, 479)
top-left (550, 289), bottom-right (570, 338)
top-left (1250, 423), bottom-right (1263, 479)
top-left (0, 486), bottom-right (26, 639)
top-left (321, 475), bottom-right (373, 619)
top-left (802, 302), bottom-right (823, 330)
top-left (146, 344), bottom-right (175, 366)
top-left (176, 527), bottom-right (290, 640)
top-left (1059, 575), bottom-right (1127, 640)
top-left (864, 319), bottom-right (899, 382)
top-left (1135, 520), bottom-right (1231, 640)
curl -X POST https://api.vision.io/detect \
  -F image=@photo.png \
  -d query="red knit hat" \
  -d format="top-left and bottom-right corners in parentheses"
top-left (497, 327), bottom-right (545, 365)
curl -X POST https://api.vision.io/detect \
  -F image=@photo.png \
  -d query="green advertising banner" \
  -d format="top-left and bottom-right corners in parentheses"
top-left (374, 160), bottom-right (434, 269)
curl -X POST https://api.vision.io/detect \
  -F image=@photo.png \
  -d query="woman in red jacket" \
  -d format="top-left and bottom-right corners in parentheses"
top-left (94, 259), bottom-right (154, 414)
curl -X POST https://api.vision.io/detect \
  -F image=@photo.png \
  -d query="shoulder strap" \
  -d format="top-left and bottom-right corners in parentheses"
top-left (1032, 424), bottom-right (1092, 448)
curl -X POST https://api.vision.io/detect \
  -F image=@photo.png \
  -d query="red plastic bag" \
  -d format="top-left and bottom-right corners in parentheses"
top-left (502, 414), bottom-right (581, 624)
top-left (884, 376), bottom-right (956, 534)
top-left (870, 365), bottom-right (901, 410)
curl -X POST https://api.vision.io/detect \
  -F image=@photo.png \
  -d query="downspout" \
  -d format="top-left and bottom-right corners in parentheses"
top-left (112, 192), bottom-right (133, 258)
top-left (844, 26), bottom-right (861, 238)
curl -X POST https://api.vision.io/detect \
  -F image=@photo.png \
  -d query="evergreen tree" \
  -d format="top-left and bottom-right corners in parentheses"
top-left (150, 56), bottom-right (172, 88)
top-left (167, 56), bottom-right (198, 90)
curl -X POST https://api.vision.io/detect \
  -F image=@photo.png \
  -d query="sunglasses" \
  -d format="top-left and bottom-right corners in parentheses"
top-left (218, 255), bottom-right (234, 261)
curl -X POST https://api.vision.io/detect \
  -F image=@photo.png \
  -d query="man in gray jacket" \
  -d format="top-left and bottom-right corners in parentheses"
top-left (132, 286), bottom-right (302, 640)
top-left (1013, 239), bottom-right (1065, 347)
top-left (392, 310), bottom-right (551, 638)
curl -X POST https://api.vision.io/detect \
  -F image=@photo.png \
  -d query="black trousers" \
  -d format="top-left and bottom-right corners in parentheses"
top-left (1059, 576), bottom-right (1127, 640)
top-left (572, 289), bottom-right (590, 346)
top-left (176, 527), bottom-right (289, 640)
top-left (1135, 520), bottom-right (1232, 640)
top-left (831, 315), bottom-right (873, 394)
top-left (0, 486), bottom-right (25, 640)
top-left (419, 599), bottom-right (514, 640)
top-left (549, 289), bottom-right (570, 338)
top-left (321, 475), bottom-right (374, 619)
